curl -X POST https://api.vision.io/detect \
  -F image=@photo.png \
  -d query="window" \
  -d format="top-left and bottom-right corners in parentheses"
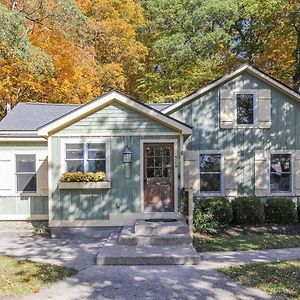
top-left (199, 154), bottom-right (222, 193)
top-left (65, 143), bottom-right (106, 173)
top-left (270, 154), bottom-right (292, 193)
top-left (236, 93), bottom-right (255, 125)
top-left (16, 154), bottom-right (36, 192)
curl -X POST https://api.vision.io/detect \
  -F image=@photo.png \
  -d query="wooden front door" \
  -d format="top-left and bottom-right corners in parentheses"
top-left (143, 143), bottom-right (174, 212)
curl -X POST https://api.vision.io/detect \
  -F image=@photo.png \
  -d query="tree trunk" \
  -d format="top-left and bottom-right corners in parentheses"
top-left (293, 27), bottom-right (300, 92)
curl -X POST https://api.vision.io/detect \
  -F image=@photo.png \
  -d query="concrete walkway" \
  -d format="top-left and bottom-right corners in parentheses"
top-left (1, 226), bottom-right (299, 300)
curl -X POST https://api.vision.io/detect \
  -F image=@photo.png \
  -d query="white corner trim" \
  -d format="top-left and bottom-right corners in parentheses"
top-left (162, 64), bottom-right (300, 114)
top-left (37, 91), bottom-right (192, 136)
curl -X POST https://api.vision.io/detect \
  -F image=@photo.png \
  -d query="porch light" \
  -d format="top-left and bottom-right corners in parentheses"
top-left (123, 146), bottom-right (132, 163)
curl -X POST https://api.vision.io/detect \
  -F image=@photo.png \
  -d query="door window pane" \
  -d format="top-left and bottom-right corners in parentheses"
top-left (270, 154), bottom-right (291, 192)
top-left (236, 94), bottom-right (254, 125)
top-left (199, 154), bottom-right (222, 193)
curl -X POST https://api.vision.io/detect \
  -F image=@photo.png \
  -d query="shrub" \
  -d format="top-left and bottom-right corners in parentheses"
top-left (196, 197), bottom-right (233, 226)
top-left (265, 198), bottom-right (297, 224)
top-left (232, 197), bottom-right (264, 225)
top-left (60, 172), bottom-right (106, 182)
top-left (193, 208), bottom-right (218, 234)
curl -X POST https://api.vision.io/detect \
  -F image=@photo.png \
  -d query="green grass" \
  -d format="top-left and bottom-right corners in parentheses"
top-left (220, 260), bottom-right (300, 299)
top-left (193, 233), bottom-right (300, 252)
top-left (0, 256), bottom-right (76, 297)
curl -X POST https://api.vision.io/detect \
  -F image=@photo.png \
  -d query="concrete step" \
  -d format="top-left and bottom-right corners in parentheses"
top-left (97, 232), bottom-right (201, 265)
top-left (135, 219), bottom-right (189, 235)
top-left (119, 226), bottom-right (192, 246)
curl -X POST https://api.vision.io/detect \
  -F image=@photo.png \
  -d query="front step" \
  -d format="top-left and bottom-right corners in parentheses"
top-left (119, 226), bottom-right (192, 246)
top-left (135, 219), bottom-right (189, 235)
top-left (97, 232), bottom-right (201, 265)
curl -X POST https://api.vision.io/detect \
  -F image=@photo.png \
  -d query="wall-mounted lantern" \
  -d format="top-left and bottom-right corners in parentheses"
top-left (123, 146), bottom-right (132, 163)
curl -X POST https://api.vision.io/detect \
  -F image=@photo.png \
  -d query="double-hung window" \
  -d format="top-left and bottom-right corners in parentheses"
top-left (16, 154), bottom-right (37, 192)
top-left (270, 153), bottom-right (292, 193)
top-left (65, 143), bottom-right (106, 173)
top-left (235, 92), bottom-right (257, 126)
top-left (199, 154), bottom-right (222, 193)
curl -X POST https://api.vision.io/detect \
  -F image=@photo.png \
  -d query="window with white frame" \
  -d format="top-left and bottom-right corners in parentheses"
top-left (199, 154), bottom-right (222, 193)
top-left (65, 143), bottom-right (106, 173)
top-left (16, 154), bottom-right (37, 192)
top-left (270, 153), bottom-right (292, 193)
top-left (236, 93), bottom-right (255, 125)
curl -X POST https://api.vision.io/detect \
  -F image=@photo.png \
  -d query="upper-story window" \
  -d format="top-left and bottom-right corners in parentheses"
top-left (236, 93), bottom-right (256, 125)
top-left (16, 154), bottom-right (37, 192)
top-left (65, 143), bottom-right (106, 173)
top-left (199, 153), bottom-right (222, 194)
top-left (270, 153), bottom-right (292, 193)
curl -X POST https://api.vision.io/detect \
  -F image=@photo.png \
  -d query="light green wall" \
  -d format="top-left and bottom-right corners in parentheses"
top-left (0, 142), bottom-right (48, 218)
top-left (0, 196), bottom-right (48, 216)
top-left (170, 71), bottom-right (300, 195)
top-left (59, 102), bottom-right (174, 135)
top-left (50, 101), bottom-right (181, 221)
top-left (51, 135), bottom-right (181, 221)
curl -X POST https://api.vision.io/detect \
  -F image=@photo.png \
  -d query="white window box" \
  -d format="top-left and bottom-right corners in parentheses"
top-left (58, 181), bottom-right (111, 190)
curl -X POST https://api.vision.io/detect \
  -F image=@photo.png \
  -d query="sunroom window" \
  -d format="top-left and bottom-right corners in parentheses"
top-left (16, 154), bottom-right (36, 192)
top-left (236, 93), bottom-right (255, 125)
top-left (65, 143), bottom-right (106, 173)
top-left (270, 154), bottom-right (291, 193)
top-left (199, 154), bottom-right (222, 193)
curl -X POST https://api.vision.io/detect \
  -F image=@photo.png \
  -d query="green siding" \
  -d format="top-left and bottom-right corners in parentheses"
top-left (170, 71), bottom-right (300, 196)
top-left (0, 196), bottom-right (48, 216)
top-left (51, 135), bottom-right (181, 221)
top-left (0, 142), bottom-right (48, 219)
top-left (59, 102), bottom-right (174, 135)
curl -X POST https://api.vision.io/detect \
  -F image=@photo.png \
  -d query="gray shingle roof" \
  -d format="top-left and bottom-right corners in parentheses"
top-left (148, 103), bottom-right (172, 111)
top-left (0, 102), bottom-right (80, 132)
top-left (0, 101), bottom-right (172, 133)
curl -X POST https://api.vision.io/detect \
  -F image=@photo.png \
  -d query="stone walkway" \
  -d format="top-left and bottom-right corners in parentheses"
top-left (0, 225), bottom-right (299, 300)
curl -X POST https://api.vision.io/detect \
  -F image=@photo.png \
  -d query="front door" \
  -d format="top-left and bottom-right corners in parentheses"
top-left (143, 143), bottom-right (174, 212)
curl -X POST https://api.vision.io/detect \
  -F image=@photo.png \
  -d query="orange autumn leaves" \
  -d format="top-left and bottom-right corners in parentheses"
top-left (0, 0), bottom-right (147, 111)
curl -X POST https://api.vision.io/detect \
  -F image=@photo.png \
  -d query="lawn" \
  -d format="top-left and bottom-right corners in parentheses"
top-left (220, 260), bottom-right (300, 300)
top-left (0, 256), bottom-right (76, 297)
top-left (193, 233), bottom-right (300, 252)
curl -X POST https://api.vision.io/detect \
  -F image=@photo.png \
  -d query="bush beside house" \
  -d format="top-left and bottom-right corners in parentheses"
top-left (265, 198), bottom-right (297, 224)
top-left (193, 196), bottom-right (299, 233)
top-left (232, 197), bottom-right (265, 225)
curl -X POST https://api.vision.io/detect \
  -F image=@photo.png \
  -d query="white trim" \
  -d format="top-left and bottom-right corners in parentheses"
top-left (268, 150), bottom-right (295, 196)
top-left (0, 214), bottom-right (48, 221)
top-left (37, 91), bottom-right (192, 136)
top-left (233, 90), bottom-right (258, 128)
top-left (180, 135), bottom-right (184, 187)
top-left (162, 64), bottom-right (300, 114)
top-left (0, 137), bottom-right (47, 142)
top-left (140, 139), bottom-right (178, 213)
top-left (0, 131), bottom-right (38, 135)
top-left (60, 137), bottom-right (111, 180)
top-left (196, 150), bottom-right (225, 196)
top-left (48, 136), bottom-right (53, 221)
top-left (54, 132), bottom-right (182, 137)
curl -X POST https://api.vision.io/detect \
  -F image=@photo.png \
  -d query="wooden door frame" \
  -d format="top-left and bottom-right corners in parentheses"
top-left (140, 139), bottom-right (178, 213)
